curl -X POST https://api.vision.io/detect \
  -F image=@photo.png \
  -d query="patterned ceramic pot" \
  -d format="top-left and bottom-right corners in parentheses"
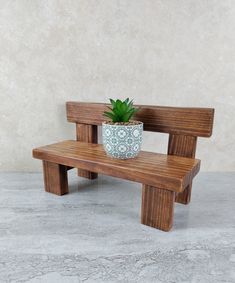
top-left (102, 122), bottom-right (143, 159)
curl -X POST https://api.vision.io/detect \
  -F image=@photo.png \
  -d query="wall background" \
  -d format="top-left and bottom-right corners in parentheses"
top-left (0, 0), bottom-right (234, 172)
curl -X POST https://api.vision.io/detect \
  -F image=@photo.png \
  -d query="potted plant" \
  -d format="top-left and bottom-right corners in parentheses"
top-left (102, 98), bottom-right (143, 159)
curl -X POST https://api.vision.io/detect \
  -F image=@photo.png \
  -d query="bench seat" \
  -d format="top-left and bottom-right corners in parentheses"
top-left (33, 140), bottom-right (200, 193)
top-left (33, 140), bottom-right (201, 232)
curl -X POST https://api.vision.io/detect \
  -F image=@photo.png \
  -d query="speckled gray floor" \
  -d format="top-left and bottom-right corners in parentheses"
top-left (0, 172), bottom-right (234, 283)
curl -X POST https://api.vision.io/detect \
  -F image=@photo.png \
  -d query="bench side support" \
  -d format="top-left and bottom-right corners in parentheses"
top-left (168, 134), bottom-right (197, 204)
top-left (43, 161), bottom-right (68, 195)
top-left (141, 185), bottom-right (175, 232)
top-left (76, 124), bottom-right (98, 179)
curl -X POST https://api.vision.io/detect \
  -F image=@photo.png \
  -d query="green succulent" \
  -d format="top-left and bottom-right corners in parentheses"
top-left (103, 98), bottom-right (139, 123)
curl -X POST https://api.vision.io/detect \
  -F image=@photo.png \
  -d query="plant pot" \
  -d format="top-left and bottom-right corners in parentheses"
top-left (102, 121), bottom-right (143, 159)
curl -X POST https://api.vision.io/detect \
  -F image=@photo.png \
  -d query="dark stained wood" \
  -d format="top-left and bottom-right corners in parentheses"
top-left (43, 161), bottom-right (68, 195)
top-left (168, 134), bottom-right (197, 204)
top-left (168, 135), bottom-right (197, 158)
top-left (66, 102), bottom-right (214, 137)
top-left (141, 185), bottom-right (175, 231)
top-left (76, 124), bottom-right (98, 179)
top-left (33, 140), bottom-right (201, 193)
top-left (175, 183), bottom-right (192, 204)
top-left (33, 102), bottom-right (214, 231)
top-left (66, 166), bottom-right (74, 171)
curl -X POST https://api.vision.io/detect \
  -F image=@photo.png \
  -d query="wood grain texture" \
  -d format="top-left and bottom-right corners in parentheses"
top-left (43, 161), bottom-right (68, 195)
top-left (141, 185), bottom-right (175, 231)
top-left (66, 102), bottom-right (214, 137)
top-left (33, 140), bottom-right (201, 193)
top-left (168, 134), bottom-right (197, 204)
top-left (76, 124), bottom-right (98, 179)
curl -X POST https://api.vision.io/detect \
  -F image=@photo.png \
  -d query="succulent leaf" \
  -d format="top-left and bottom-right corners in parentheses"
top-left (103, 98), bottom-right (139, 123)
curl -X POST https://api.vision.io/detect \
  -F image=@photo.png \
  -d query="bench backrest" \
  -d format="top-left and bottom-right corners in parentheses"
top-left (66, 101), bottom-right (214, 159)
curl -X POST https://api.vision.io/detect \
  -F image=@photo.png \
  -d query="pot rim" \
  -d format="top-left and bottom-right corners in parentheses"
top-left (102, 121), bottom-right (143, 127)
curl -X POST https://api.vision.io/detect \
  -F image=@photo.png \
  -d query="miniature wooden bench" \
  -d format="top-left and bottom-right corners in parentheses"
top-left (33, 102), bottom-right (214, 231)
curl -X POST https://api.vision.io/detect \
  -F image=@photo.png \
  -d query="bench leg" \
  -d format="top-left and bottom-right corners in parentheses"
top-left (76, 124), bottom-right (98, 180)
top-left (175, 182), bottom-right (192, 204)
top-left (43, 161), bottom-right (68, 195)
top-left (168, 134), bottom-right (197, 205)
top-left (141, 185), bottom-right (175, 232)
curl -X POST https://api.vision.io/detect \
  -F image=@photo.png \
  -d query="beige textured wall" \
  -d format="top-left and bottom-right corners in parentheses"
top-left (0, 0), bottom-right (234, 172)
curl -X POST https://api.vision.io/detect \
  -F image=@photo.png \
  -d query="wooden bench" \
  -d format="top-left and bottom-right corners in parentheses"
top-left (32, 102), bottom-right (214, 231)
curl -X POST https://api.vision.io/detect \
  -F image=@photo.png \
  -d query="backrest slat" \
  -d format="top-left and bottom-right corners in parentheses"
top-left (66, 102), bottom-right (214, 137)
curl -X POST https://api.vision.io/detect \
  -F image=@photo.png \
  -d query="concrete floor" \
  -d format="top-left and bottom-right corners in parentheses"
top-left (0, 172), bottom-right (234, 283)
